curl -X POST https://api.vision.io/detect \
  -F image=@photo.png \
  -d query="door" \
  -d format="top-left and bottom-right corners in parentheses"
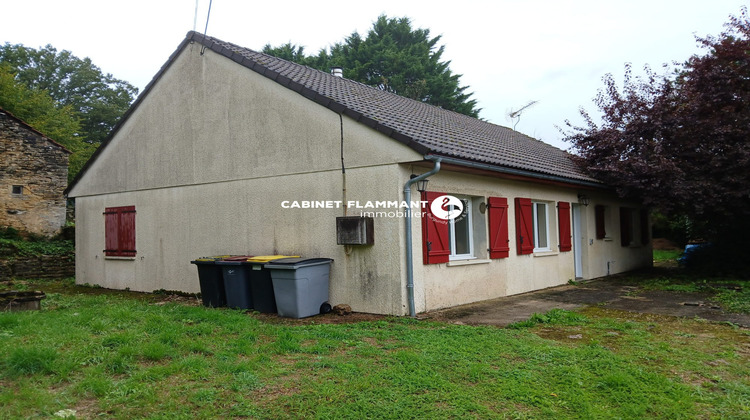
top-left (572, 204), bottom-right (583, 279)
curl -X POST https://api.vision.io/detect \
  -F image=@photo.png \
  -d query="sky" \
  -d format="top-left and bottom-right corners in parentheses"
top-left (1, 0), bottom-right (747, 150)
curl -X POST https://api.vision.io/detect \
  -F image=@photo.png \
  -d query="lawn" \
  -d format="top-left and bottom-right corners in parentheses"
top-left (1, 277), bottom-right (749, 419)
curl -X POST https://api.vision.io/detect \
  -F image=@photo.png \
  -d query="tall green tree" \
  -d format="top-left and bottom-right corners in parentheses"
top-left (263, 15), bottom-right (479, 117)
top-left (0, 64), bottom-right (95, 181)
top-left (0, 43), bottom-right (138, 144)
top-left (564, 8), bottom-right (750, 274)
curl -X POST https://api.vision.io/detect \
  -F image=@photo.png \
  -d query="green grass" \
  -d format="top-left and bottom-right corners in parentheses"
top-left (0, 279), bottom-right (748, 419)
top-left (653, 249), bottom-right (682, 263)
top-left (714, 288), bottom-right (750, 314)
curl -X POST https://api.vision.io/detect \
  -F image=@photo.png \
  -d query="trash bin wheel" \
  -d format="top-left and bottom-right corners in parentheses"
top-left (320, 302), bottom-right (332, 314)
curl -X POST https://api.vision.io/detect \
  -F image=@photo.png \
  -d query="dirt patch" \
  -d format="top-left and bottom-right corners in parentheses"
top-left (253, 311), bottom-right (389, 325)
top-left (426, 296), bottom-right (582, 327)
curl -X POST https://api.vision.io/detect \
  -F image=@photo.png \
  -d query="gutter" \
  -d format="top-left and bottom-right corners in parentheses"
top-left (403, 156), bottom-right (442, 317)
top-left (423, 154), bottom-right (605, 189)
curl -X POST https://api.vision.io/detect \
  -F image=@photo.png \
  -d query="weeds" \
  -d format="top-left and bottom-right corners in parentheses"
top-left (508, 308), bottom-right (589, 329)
top-left (4, 347), bottom-right (58, 376)
top-left (713, 288), bottom-right (750, 313)
top-left (0, 237), bottom-right (74, 258)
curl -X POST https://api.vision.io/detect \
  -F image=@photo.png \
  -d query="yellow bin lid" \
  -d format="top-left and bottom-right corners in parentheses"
top-left (247, 255), bottom-right (300, 263)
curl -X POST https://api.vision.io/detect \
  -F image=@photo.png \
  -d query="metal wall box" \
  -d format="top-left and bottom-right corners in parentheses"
top-left (336, 216), bottom-right (374, 245)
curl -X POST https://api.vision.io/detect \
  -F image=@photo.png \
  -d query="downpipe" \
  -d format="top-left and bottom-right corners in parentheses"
top-left (403, 157), bottom-right (442, 317)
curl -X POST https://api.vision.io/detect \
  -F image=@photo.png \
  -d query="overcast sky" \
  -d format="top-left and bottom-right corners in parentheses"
top-left (1, 0), bottom-right (746, 149)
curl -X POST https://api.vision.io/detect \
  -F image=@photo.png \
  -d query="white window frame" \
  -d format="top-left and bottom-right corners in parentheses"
top-left (449, 198), bottom-right (475, 260)
top-left (532, 201), bottom-right (551, 252)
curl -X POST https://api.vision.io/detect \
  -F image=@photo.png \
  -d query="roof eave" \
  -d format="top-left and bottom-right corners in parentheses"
top-left (423, 154), bottom-right (607, 189)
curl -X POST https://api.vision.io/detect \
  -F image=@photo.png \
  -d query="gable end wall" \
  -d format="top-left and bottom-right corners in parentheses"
top-left (0, 113), bottom-right (69, 236)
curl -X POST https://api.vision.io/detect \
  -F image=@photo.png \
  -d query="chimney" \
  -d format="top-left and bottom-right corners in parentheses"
top-left (331, 67), bottom-right (343, 78)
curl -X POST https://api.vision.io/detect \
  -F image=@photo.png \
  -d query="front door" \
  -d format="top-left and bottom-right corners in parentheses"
top-left (572, 204), bottom-right (583, 279)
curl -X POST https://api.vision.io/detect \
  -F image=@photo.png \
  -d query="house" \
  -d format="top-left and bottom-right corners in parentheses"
top-left (65, 31), bottom-right (652, 316)
top-left (1, 108), bottom-right (70, 237)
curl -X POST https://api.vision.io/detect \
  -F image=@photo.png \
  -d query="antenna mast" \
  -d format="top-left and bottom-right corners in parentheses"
top-left (200, 0), bottom-right (213, 55)
top-left (508, 100), bottom-right (538, 131)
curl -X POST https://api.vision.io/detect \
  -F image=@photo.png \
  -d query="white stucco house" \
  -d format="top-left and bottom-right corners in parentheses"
top-left (65, 31), bottom-right (652, 316)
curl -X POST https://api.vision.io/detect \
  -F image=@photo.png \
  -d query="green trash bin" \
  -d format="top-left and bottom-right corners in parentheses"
top-left (191, 255), bottom-right (235, 308)
top-left (265, 257), bottom-right (333, 318)
top-left (217, 256), bottom-right (256, 310)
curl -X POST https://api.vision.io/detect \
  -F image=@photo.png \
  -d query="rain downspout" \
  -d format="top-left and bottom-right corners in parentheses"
top-left (340, 113), bottom-right (347, 216)
top-left (403, 157), bottom-right (442, 317)
top-left (339, 113), bottom-right (353, 256)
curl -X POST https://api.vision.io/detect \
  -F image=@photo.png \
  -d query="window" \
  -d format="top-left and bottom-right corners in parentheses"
top-left (639, 209), bottom-right (650, 245)
top-left (620, 207), bottom-right (633, 246)
top-left (104, 206), bottom-right (136, 257)
top-left (620, 207), bottom-right (650, 247)
top-left (516, 198), bottom-right (564, 254)
top-left (532, 201), bottom-right (550, 252)
top-left (448, 199), bottom-right (473, 259)
top-left (421, 192), bottom-right (488, 264)
top-left (595, 205), bottom-right (607, 239)
top-left (11, 185), bottom-right (23, 195)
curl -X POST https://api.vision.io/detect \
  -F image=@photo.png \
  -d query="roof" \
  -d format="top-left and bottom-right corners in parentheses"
top-left (66, 31), bottom-right (600, 194)
top-left (194, 32), bottom-right (598, 184)
top-left (0, 107), bottom-right (72, 154)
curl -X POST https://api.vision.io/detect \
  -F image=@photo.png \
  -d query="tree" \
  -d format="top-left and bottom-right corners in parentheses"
top-left (262, 15), bottom-right (480, 117)
top-left (564, 8), bottom-right (750, 272)
top-left (0, 43), bottom-right (138, 144)
top-left (261, 43), bottom-right (312, 65)
top-left (0, 64), bottom-right (95, 181)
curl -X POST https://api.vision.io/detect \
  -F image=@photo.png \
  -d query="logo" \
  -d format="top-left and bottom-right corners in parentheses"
top-left (430, 195), bottom-right (464, 221)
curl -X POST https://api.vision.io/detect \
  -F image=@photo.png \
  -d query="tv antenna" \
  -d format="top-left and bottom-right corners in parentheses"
top-left (508, 100), bottom-right (538, 131)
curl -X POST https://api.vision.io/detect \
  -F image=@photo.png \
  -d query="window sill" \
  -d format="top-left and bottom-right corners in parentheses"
top-left (533, 251), bottom-right (558, 257)
top-left (447, 259), bottom-right (491, 267)
top-left (104, 256), bottom-right (136, 261)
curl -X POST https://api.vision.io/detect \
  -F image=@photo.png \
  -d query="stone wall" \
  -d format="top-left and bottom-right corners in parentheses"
top-left (0, 254), bottom-right (75, 280)
top-left (0, 110), bottom-right (70, 237)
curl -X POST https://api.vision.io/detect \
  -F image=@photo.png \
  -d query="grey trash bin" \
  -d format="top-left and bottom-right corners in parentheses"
top-left (265, 257), bottom-right (333, 318)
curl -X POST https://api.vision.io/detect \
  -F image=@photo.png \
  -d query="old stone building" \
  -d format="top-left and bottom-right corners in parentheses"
top-left (0, 108), bottom-right (70, 237)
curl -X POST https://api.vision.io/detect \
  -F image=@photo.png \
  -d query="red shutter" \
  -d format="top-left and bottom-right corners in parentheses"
top-left (487, 197), bottom-right (509, 259)
top-left (515, 197), bottom-right (534, 255)
top-left (558, 201), bottom-right (572, 252)
top-left (104, 208), bottom-right (119, 256)
top-left (620, 207), bottom-right (633, 247)
top-left (421, 191), bottom-right (450, 264)
top-left (119, 206), bottom-right (137, 257)
top-left (103, 206), bottom-right (136, 257)
top-left (595, 205), bottom-right (606, 239)
top-left (640, 209), bottom-right (650, 245)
